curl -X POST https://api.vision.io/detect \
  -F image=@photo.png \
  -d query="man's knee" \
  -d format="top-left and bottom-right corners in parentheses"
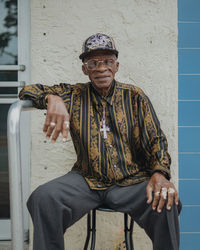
top-left (27, 182), bottom-right (57, 213)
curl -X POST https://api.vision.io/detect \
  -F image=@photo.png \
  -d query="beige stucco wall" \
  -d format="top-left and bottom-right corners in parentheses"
top-left (29, 0), bottom-right (178, 249)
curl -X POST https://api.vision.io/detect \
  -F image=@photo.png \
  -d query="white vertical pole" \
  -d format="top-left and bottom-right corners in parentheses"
top-left (7, 100), bottom-right (33, 250)
top-left (18, 0), bottom-right (31, 243)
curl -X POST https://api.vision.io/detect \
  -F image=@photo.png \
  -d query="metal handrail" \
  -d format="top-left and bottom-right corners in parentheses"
top-left (0, 81), bottom-right (25, 87)
top-left (0, 65), bottom-right (25, 71)
top-left (7, 100), bottom-right (34, 250)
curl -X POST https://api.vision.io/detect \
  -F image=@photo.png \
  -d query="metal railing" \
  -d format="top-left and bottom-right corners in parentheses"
top-left (0, 65), bottom-right (25, 71)
top-left (7, 100), bottom-right (34, 250)
top-left (0, 81), bottom-right (25, 88)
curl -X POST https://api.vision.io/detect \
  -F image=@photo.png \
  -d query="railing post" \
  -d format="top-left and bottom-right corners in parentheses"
top-left (7, 100), bottom-right (33, 250)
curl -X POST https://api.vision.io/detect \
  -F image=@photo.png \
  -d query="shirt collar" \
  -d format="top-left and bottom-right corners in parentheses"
top-left (90, 80), bottom-right (116, 106)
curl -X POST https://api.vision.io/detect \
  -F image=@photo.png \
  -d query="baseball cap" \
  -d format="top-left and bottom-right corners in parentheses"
top-left (79, 33), bottom-right (119, 60)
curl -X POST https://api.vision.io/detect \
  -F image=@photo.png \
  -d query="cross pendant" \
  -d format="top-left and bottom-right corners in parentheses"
top-left (100, 107), bottom-right (110, 139)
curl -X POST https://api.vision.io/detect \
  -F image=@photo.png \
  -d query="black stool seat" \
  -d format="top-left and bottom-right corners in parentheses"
top-left (84, 204), bottom-right (134, 250)
top-left (97, 204), bottom-right (116, 212)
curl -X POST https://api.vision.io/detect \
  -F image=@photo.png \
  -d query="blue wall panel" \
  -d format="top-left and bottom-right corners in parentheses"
top-left (179, 127), bottom-right (200, 152)
top-left (180, 206), bottom-right (200, 232)
top-left (179, 0), bottom-right (200, 21)
top-left (179, 75), bottom-right (200, 100)
top-left (179, 180), bottom-right (200, 204)
top-left (179, 154), bottom-right (200, 179)
top-left (179, 23), bottom-right (200, 48)
top-left (179, 49), bottom-right (200, 74)
top-left (180, 234), bottom-right (200, 250)
top-left (179, 101), bottom-right (200, 126)
top-left (178, 0), bottom-right (200, 248)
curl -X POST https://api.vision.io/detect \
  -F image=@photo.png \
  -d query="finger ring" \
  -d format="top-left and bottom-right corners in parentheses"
top-left (50, 122), bottom-right (56, 127)
top-left (64, 121), bottom-right (70, 129)
top-left (168, 187), bottom-right (175, 194)
top-left (161, 187), bottom-right (167, 200)
top-left (155, 191), bottom-right (160, 196)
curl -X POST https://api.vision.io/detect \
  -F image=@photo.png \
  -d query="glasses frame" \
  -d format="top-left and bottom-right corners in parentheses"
top-left (84, 58), bottom-right (117, 71)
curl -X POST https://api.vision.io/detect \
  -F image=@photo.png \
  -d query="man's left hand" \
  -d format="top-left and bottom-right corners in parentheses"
top-left (146, 172), bottom-right (179, 213)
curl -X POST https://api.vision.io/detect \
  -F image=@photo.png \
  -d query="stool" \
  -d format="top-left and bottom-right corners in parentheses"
top-left (84, 205), bottom-right (134, 250)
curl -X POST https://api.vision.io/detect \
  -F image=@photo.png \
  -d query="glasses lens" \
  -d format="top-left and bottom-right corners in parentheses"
top-left (86, 60), bottom-right (98, 70)
top-left (104, 59), bottom-right (115, 67)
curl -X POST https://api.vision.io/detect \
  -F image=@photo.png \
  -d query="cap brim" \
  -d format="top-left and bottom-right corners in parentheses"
top-left (79, 48), bottom-right (118, 60)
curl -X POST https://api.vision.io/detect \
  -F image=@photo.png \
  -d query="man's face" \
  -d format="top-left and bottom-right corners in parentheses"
top-left (82, 50), bottom-right (119, 96)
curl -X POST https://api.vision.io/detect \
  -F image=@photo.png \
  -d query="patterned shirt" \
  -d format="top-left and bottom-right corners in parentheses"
top-left (19, 80), bottom-right (171, 190)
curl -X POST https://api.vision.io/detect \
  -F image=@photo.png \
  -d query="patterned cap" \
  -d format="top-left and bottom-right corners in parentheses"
top-left (79, 33), bottom-right (119, 60)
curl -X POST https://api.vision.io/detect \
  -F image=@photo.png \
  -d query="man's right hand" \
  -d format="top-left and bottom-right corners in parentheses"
top-left (43, 94), bottom-right (70, 143)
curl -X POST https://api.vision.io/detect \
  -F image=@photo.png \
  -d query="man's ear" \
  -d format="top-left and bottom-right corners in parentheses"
top-left (82, 65), bottom-right (88, 75)
top-left (115, 61), bottom-right (119, 73)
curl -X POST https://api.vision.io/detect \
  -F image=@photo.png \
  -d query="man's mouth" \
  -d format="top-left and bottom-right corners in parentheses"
top-left (95, 76), bottom-right (110, 80)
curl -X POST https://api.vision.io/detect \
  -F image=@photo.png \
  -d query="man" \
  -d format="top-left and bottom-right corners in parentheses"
top-left (19, 33), bottom-right (181, 250)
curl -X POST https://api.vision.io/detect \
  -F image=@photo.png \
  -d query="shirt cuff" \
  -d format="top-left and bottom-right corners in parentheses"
top-left (151, 165), bottom-right (171, 180)
top-left (39, 93), bottom-right (58, 109)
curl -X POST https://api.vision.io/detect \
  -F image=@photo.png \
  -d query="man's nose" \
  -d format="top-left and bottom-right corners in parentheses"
top-left (97, 61), bottom-right (107, 71)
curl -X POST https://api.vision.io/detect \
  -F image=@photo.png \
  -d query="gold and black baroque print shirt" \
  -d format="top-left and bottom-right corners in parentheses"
top-left (19, 81), bottom-right (171, 190)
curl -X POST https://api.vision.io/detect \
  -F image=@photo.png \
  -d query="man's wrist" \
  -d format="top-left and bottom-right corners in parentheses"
top-left (44, 94), bottom-right (50, 104)
top-left (45, 94), bottom-right (60, 105)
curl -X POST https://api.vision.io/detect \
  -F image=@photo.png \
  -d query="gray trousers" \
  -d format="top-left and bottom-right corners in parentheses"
top-left (27, 171), bottom-right (182, 250)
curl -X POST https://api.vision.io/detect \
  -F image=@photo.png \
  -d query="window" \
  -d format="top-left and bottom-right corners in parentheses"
top-left (0, 0), bottom-right (30, 240)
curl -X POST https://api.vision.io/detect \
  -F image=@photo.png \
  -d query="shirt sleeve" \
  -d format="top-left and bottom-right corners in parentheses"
top-left (19, 83), bottom-right (73, 112)
top-left (137, 91), bottom-right (171, 179)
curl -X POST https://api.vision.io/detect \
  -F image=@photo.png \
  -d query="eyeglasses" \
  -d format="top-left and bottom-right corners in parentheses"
top-left (84, 58), bottom-right (116, 70)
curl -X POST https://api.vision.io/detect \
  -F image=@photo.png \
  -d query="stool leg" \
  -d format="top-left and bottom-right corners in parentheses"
top-left (90, 209), bottom-right (96, 250)
top-left (84, 212), bottom-right (91, 250)
top-left (124, 213), bottom-right (130, 250)
top-left (129, 217), bottom-right (134, 250)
